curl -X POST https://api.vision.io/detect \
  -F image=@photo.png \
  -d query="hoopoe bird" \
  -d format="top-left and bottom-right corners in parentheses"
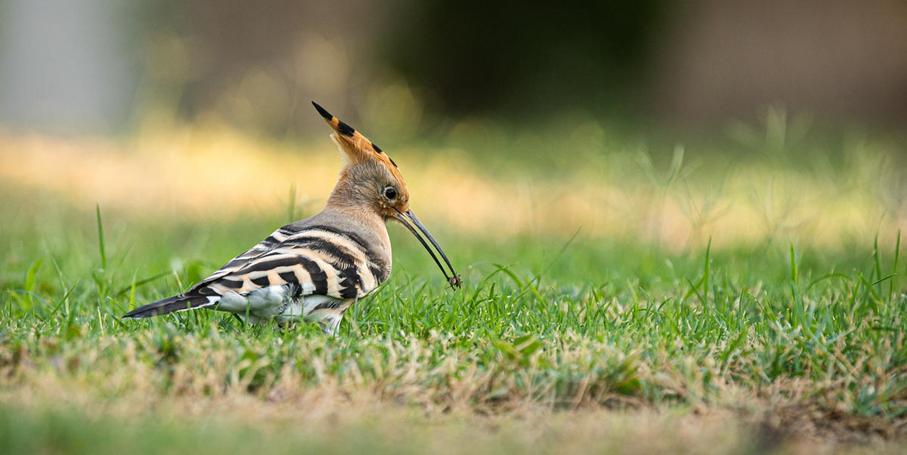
top-left (123, 102), bottom-right (461, 335)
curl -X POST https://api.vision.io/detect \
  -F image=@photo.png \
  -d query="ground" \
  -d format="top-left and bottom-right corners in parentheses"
top-left (1, 119), bottom-right (905, 453)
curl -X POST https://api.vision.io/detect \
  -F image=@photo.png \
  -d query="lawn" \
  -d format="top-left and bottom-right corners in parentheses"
top-left (1, 121), bottom-right (905, 453)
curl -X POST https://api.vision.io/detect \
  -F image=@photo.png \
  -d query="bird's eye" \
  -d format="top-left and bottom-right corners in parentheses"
top-left (382, 186), bottom-right (397, 200)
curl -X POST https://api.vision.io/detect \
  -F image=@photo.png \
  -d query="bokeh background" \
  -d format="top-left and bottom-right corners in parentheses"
top-left (1, 0), bottom-right (906, 252)
top-left (3, 0), bottom-right (907, 135)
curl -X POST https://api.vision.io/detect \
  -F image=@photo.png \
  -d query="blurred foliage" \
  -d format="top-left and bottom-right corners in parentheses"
top-left (126, 0), bottom-right (676, 133)
top-left (4, 1), bottom-right (904, 136)
top-left (382, 0), bottom-right (672, 119)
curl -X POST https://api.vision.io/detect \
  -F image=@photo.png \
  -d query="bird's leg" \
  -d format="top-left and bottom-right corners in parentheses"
top-left (276, 319), bottom-right (299, 330)
top-left (318, 297), bottom-right (357, 337)
top-left (319, 313), bottom-right (343, 337)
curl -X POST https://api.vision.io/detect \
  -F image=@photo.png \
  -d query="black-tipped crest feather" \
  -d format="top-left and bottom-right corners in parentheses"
top-left (336, 121), bottom-right (355, 137)
top-left (312, 101), bottom-right (332, 120)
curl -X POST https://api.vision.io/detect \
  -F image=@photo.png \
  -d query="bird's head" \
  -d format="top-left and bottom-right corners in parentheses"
top-left (313, 101), bottom-right (461, 288)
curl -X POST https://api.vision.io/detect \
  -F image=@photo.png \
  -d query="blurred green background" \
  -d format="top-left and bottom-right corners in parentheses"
top-left (2, 0), bottom-right (906, 138)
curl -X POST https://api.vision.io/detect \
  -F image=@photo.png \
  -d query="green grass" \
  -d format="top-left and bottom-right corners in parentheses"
top-left (1, 187), bottom-right (905, 453)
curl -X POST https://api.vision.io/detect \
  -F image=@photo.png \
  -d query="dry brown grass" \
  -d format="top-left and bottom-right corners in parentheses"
top-left (2, 329), bottom-right (903, 452)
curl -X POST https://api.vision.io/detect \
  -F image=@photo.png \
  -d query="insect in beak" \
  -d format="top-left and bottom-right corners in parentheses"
top-left (393, 209), bottom-right (462, 289)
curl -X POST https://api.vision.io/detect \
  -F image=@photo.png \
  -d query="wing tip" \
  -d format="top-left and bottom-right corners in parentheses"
top-left (121, 307), bottom-right (155, 319)
top-left (121, 294), bottom-right (210, 319)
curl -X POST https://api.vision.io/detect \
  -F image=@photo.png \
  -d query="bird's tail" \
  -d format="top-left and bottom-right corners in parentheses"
top-left (122, 294), bottom-right (212, 319)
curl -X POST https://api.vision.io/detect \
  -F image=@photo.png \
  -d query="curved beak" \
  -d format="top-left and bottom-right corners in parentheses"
top-left (393, 210), bottom-right (462, 289)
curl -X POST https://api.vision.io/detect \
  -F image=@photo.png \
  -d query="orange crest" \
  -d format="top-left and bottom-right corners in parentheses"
top-left (312, 101), bottom-right (406, 185)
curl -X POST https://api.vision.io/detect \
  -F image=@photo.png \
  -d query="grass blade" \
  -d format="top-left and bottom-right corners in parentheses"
top-left (96, 204), bottom-right (107, 270)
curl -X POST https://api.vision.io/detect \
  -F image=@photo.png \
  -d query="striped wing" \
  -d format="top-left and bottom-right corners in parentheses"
top-left (189, 224), bottom-right (390, 303)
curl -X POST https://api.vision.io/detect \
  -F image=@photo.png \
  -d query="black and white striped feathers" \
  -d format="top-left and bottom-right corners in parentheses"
top-left (123, 217), bottom-right (391, 330)
top-left (209, 222), bottom-right (390, 300)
